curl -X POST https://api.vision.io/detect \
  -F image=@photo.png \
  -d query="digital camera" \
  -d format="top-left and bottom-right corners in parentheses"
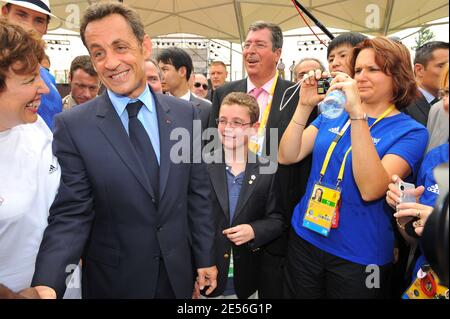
top-left (317, 77), bottom-right (333, 94)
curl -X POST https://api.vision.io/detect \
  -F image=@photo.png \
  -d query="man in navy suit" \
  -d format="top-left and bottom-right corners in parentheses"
top-left (29, 2), bottom-right (217, 298)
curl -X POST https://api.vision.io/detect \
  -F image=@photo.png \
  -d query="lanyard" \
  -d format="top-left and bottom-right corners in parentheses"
top-left (319, 104), bottom-right (396, 187)
top-left (257, 71), bottom-right (279, 132)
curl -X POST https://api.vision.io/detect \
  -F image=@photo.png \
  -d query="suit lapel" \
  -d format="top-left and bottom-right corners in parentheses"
top-left (267, 77), bottom-right (285, 129)
top-left (189, 96), bottom-right (202, 116)
top-left (232, 161), bottom-right (259, 223)
top-left (237, 79), bottom-right (247, 93)
top-left (208, 162), bottom-right (230, 222)
top-left (417, 93), bottom-right (431, 118)
top-left (96, 92), bottom-right (155, 198)
top-left (154, 94), bottom-right (173, 199)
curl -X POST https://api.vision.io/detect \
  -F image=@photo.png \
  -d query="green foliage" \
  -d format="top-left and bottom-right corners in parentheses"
top-left (414, 27), bottom-right (435, 49)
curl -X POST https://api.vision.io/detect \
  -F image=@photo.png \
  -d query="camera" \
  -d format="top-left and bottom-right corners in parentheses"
top-left (396, 181), bottom-right (416, 203)
top-left (317, 77), bottom-right (333, 94)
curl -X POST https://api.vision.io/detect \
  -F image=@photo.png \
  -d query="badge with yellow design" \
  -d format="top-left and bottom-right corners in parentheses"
top-left (303, 183), bottom-right (341, 237)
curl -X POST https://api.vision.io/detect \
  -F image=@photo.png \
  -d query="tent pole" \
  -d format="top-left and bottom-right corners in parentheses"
top-left (292, 0), bottom-right (335, 40)
top-left (229, 42), bottom-right (233, 81)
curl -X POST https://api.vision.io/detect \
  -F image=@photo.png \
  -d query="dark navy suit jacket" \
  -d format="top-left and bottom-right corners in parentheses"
top-left (32, 88), bottom-right (214, 298)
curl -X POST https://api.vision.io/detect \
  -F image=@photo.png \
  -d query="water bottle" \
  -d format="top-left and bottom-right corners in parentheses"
top-left (318, 90), bottom-right (346, 119)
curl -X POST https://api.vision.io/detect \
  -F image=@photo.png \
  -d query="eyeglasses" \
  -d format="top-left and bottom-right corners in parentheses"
top-left (438, 88), bottom-right (449, 99)
top-left (216, 118), bottom-right (252, 128)
top-left (194, 82), bottom-right (208, 90)
top-left (242, 41), bottom-right (269, 50)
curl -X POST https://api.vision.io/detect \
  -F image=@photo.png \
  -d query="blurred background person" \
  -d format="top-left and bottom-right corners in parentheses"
top-left (208, 61), bottom-right (228, 101)
top-left (277, 58), bottom-right (286, 79)
top-left (1, 0), bottom-right (62, 130)
top-left (62, 55), bottom-right (100, 111)
top-left (40, 54), bottom-right (51, 72)
top-left (144, 58), bottom-right (162, 94)
top-left (279, 37), bottom-right (428, 298)
top-left (293, 58), bottom-right (326, 83)
top-left (191, 73), bottom-right (209, 99)
top-left (289, 60), bottom-right (296, 81)
top-left (0, 19), bottom-right (58, 296)
top-left (157, 47), bottom-right (211, 130)
top-left (426, 59), bottom-right (449, 152)
top-left (405, 41), bottom-right (448, 126)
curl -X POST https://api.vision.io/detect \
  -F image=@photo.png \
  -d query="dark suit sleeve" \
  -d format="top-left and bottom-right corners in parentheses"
top-left (32, 114), bottom-right (95, 298)
top-left (248, 173), bottom-right (286, 249)
top-left (208, 88), bottom-right (222, 128)
top-left (188, 107), bottom-right (216, 269)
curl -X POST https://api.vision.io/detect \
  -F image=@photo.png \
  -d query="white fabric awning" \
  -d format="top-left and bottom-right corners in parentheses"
top-left (48, 0), bottom-right (449, 42)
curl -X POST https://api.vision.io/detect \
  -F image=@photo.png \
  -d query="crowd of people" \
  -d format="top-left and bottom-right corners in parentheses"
top-left (0, 0), bottom-right (448, 300)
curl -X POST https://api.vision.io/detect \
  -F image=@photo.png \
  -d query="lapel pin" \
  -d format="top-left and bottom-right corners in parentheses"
top-left (251, 175), bottom-right (256, 180)
top-left (249, 181), bottom-right (253, 185)
top-left (166, 119), bottom-right (171, 124)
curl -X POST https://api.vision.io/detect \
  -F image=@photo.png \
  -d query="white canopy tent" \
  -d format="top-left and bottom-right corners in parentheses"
top-left (48, 0), bottom-right (449, 43)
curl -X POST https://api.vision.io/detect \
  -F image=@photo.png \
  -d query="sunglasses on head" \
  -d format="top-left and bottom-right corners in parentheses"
top-left (194, 82), bottom-right (208, 90)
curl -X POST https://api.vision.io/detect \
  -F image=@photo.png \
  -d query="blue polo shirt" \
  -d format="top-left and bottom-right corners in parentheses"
top-left (417, 143), bottom-right (449, 206)
top-left (224, 166), bottom-right (245, 296)
top-left (291, 112), bottom-right (428, 266)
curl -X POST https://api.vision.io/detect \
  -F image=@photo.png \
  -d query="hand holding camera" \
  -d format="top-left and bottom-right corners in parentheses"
top-left (297, 69), bottom-right (329, 113)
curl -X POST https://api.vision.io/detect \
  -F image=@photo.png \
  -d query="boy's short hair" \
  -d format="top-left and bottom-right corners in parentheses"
top-left (221, 92), bottom-right (260, 124)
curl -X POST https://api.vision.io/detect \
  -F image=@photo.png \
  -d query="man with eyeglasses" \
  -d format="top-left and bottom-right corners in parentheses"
top-left (208, 20), bottom-right (317, 299)
top-left (191, 73), bottom-right (209, 99)
top-left (405, 41), bottom-right (449, 127)
top-left (1, 0), bottom-right (62, 129)
top-left (157, 47), bottom-right (211, 131)
top-left (63, 55), bottom-right (100, 111)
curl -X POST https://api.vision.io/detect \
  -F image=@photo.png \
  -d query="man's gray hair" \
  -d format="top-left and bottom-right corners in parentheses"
top-left (247, 21), bottom-right (283, 51)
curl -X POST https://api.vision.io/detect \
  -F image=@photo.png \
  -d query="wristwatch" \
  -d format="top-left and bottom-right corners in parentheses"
top-left (350, 113), bottom-right (368, 121)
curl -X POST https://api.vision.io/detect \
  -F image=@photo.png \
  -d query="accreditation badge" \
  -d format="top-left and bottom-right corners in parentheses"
top-left (248, 134), bottom-right (265, 157)
top-left (227, 251), bottom-right (234, 279)
top-left (403, 266), bottom-right (449, 299)
top-left (303, 183), bottom-right (341, 237)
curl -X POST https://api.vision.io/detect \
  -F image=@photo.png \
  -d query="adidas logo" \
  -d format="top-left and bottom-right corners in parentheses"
top-left (427, 184), bottom-right (440, 195)
top-left (372, 138), bottom-right (381, 146)
top-left (329, 127), bottom-right (340, 134)
top-left (49, 164), bottom-right (58, 174)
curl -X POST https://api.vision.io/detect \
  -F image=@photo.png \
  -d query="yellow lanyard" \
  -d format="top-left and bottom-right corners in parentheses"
top-left (319, 104), bottom-right (396, 187)
top-left (248, 71), bottom-right (279, 154)
top-left (258, 71), bottom-right (279, 132)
